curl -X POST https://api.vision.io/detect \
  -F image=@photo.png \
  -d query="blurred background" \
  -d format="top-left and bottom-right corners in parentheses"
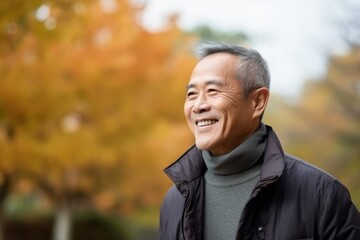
top-left (0, 0), bottom-right (359, 239)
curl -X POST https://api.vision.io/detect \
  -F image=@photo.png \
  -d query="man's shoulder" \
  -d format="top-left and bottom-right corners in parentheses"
top-left (284, 153), bottom-right (336, 180)
top-left (160, 185), bottom-right (185, 239)
top-left (161, 185), bottom-right (185, 212)
top-left (271, 153), bottom-right (356, 217)
top-left (164, 185), bottom-right (184, 201)
top-left (281, 153), bottom-right (350, 195)
top-left (160, 185), bottom-right (185, 226)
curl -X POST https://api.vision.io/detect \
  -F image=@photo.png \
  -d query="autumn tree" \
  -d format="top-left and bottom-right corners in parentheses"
top-left (304, 46), bottom-right (359, 205)
top-left (0, 0), bottom-right (196, 239)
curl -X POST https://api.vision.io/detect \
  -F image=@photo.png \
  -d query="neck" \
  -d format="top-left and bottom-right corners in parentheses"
top-left (202, 123), bottom-right (267, 175)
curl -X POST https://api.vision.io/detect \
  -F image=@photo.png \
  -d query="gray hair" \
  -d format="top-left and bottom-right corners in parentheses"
top-left (195, 42), bottom-right (270, 97)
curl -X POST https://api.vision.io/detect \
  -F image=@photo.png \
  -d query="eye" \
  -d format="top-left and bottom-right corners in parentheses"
top-left (186, 91), bottom-right (197, 99)
top-left (207, 88), bottom-right (218, 95)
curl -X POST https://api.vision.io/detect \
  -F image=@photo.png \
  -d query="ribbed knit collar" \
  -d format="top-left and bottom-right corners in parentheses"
top-left (202, 123), bottom-right (268, 175)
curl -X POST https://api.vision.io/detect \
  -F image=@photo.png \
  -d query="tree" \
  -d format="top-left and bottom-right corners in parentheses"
top-left (0, 0), bottom-right (197, 239)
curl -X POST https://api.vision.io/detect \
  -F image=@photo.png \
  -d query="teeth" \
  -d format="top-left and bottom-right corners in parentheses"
top-left (197, 120), bottom-right (217, 127)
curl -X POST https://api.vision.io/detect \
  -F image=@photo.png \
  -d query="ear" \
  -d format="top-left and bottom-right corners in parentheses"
top-left (251, 87), bottom-right (269, 119)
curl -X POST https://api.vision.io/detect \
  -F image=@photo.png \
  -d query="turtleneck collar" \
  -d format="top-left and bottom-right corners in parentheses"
top-left (202, 123), bottom-right (268, 175)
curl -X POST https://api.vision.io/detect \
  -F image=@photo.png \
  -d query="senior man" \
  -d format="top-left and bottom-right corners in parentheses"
top-left (159, 42), bottom-right (360, 240)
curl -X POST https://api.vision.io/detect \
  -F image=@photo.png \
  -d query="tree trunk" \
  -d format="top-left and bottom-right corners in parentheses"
top-left (0, 175), bottom-right (10, 240)
top-left (0, 211), bottom-right (4, 240)
top-left (52, 203), bottom-right (72, 240)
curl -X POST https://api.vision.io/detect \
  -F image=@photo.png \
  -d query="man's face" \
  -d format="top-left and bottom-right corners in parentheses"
top-left (184, 53), bottom-right (259, 156)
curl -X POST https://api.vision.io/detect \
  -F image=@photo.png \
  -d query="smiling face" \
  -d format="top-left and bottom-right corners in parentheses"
top-left (184, 52), bottom-right (262, 156)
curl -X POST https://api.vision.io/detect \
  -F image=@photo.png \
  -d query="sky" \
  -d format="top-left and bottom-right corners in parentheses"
top-left (137, 0), bottom-right (354, 100)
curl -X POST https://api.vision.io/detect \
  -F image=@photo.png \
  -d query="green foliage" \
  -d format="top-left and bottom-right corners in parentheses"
top-left (3, 210), bottom-right (133, 240)
top-left (74, 211), bottom-right (131, 240)
top-left (189, 25), bottom-right (248, 44)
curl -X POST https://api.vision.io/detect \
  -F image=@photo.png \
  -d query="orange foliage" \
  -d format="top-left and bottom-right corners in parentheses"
top-left (0, 0), bottom-right (197, 217)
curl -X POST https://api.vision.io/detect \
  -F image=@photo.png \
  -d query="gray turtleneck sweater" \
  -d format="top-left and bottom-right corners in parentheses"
top-left (202, 124), bottom-right (267, 240)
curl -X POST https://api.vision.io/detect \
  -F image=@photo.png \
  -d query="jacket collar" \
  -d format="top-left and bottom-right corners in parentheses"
top-left (254, 125), bottom-right (285, 195)
top-left (164, 125), bottom-right (285, 194)
top-left (164, 146), bottom-right (206, 194)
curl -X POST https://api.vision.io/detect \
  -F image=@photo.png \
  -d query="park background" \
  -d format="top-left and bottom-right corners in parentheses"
top-left (0, 0), bottom-right (359, 239)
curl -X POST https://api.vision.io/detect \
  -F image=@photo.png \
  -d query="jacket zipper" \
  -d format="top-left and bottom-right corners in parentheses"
top-left (257, 225), bottom-right (265, 240)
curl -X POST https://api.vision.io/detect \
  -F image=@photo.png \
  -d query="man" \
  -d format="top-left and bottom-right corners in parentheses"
top-left (159, 42), bottom-right (360, 240)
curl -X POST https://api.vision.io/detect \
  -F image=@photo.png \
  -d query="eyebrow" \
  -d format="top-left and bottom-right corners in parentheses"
top-left (186, 80), bottom-right (223, 91)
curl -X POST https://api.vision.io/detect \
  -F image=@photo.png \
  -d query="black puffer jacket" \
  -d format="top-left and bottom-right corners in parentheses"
top-left (159, 126), bottom-right (360, 240)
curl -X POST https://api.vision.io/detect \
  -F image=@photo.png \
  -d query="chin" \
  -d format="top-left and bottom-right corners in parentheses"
top-left (195, 141), bottom-right (206, 150)
top-left (195, 140), bottom-right (213, 151)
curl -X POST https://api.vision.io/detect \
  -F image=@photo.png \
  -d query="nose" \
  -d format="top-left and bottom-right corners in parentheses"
top-left (192, 95), bottom-right (211, 113)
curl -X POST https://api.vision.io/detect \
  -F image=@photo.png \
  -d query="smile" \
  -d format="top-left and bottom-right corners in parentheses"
top-left (196, 119), bottom-right (218, 127)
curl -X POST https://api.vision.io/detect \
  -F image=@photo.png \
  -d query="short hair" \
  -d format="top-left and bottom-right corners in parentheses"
top-left (195, 42), bottom-right (270, 97)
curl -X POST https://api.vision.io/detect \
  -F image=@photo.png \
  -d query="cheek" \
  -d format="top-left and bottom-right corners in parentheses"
top-left (184, 103), bottom-right (191, 120)
top-left (222, 109), bottom-right (240, 132)
top-left (220, 101), bottom-right (241, 120)
top-left (184, 104), bottom-right (194, 130)
top-left (222, 104), bottom-right (250, 131)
